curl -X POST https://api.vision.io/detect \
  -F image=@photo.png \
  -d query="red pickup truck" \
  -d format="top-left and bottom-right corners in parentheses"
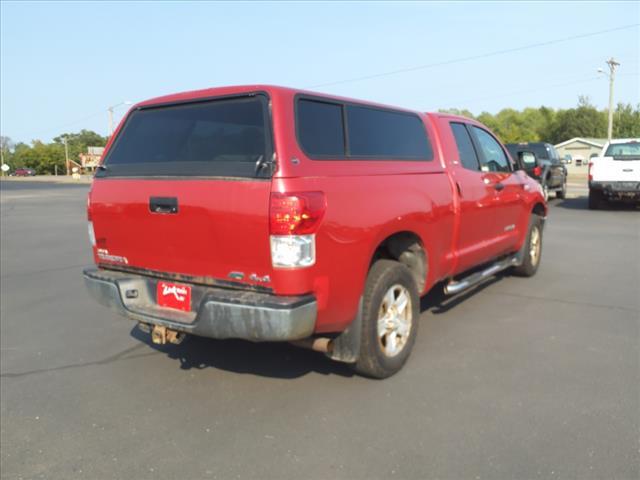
top-left (84, 85), bottom-right (546, 378)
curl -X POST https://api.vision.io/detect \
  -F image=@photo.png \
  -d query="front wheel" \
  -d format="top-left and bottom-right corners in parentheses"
top-left (352, 260), bottom-right (420, 379)
top-left (513, 215), bottom-right (543, 277)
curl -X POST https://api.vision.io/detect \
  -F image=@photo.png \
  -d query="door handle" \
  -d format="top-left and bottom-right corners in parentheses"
top-left (494, 183), bottom-right (505, 192)
top-left (149, 197), bottom-right (178, 214)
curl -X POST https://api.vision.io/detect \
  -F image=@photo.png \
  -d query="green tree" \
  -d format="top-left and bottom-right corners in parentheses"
top-left (544, 96), bottom-right (607, 144)
top-left (438, 108), bottom-right (475, 119)
top-left (612, 103), bottom-right (640, 138)
top-left (53, 129), bottom-right (107, 167)
top-left (10, 140), bottom-right (65, 174)
top-left (1, 136), bottom-right (13, 170)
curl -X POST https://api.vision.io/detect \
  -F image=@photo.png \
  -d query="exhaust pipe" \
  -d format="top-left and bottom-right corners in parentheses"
top-left (290, 337), bottom-right (333, 353)
top-left (149, 324), bottom-right (185, 345)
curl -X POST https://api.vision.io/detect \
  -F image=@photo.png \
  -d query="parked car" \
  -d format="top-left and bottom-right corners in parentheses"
top-left (588, 138), bottom-right (640, 209)
top-left (83, 85), bottom-right (547, 378)
top-left (9, 168), bottom-right (36, 177)
top-left (505, 142), bottom-right (567, 200)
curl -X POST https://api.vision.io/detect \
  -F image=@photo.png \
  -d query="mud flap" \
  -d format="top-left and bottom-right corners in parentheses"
top-left (325, 298), bottom-right (362, 364)
top-left (515, 214), bottom-right (546, 267)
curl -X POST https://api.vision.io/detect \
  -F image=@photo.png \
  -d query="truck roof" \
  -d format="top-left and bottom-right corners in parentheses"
top-left (134, 84), bottom-right (426, 117)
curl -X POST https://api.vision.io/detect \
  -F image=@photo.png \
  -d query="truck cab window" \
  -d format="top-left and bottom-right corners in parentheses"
top-left (450, 122), bottom-right (480, 171)
top-left (471, 127), bottom-right (511, 173)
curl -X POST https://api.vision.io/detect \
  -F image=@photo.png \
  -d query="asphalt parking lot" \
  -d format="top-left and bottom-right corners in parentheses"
top-left (1, 180), bottom-right (638, 480)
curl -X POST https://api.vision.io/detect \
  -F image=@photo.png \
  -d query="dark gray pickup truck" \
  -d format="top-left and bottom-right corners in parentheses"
top-left (506, 142), bottom-right (567, 200)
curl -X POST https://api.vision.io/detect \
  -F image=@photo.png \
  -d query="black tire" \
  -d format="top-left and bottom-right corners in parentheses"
top-left (556, 180), bottom-right (567, 199)
top-left (512, 215), bottom-right (543, 277)
top-left (588, 189), bottom-right (602, 210)
top-left (541, 183), bottom-right (549, 201)
top-left (352, 259), bottom-right (420, 379)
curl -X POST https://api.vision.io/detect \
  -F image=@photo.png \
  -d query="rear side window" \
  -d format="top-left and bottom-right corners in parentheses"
top-left (531, 144), bottom-right (550, 160)
top-left (297, 99), bottom-right (345, 156)
top-left (100, 94), bottom-right (272, 178)
top-left (296, 96), bottom-right (432, 161)
top-left (450, 122), bottom-right (480, 171)
top-left (346, 105), bottom-right (432, 159)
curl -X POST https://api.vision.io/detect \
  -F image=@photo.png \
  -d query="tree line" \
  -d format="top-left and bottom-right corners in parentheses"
top-left (441, 97), bottom-right (640, 145)
top-left (1, 130), bottom-right (107, 175)
top-left (1, 98), bottom-right (639, 174)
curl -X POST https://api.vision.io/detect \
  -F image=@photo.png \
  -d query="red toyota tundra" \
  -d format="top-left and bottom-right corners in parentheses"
top-left (84, 85), bottom-right (546, 378)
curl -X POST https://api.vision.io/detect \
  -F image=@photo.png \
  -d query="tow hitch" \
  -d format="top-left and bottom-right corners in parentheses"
top-left (139, 323), bottom-right (186, 345)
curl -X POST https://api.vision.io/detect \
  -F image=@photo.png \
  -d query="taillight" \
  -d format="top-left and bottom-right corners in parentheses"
top-left (87, 190), bottom-right (95, 247)
top-left (533, 166), bottom-right (542, 177)
top-left (88, 221), bottom-right (96, 247)
top-left (269, 192), bottom-right (326, 268)
top-left (269, 192), bottom-right (326, 235)
top-left (588, 162), bottom-right (593, 181)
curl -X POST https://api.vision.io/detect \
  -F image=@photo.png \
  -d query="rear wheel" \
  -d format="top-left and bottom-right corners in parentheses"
top-left (352, 260), bottom-right (420, 379)
top-left (513, 215), bottom-right (543, 277)
top-left (556, 180), bottom-right (567, 199)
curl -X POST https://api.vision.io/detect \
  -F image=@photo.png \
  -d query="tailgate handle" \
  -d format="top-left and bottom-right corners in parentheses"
top-left (149, 197), bottom-right (178, 214)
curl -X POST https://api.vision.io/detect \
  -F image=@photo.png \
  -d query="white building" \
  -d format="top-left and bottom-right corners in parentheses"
top-left (554, 138), bottom-right (606, 175)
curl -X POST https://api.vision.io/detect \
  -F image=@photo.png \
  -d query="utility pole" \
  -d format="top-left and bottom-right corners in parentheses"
top-left (108, 106), bottom-right (115, 137)
top-left (63, 136), bottom-right (70, 175)
top-left (605, 57), bottom-right (620, 141)
top-left (107, 101), bottom-right (131, 137)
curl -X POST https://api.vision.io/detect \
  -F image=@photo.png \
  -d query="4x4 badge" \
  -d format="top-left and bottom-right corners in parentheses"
top-left (249, 273), bottom-right (271, 283)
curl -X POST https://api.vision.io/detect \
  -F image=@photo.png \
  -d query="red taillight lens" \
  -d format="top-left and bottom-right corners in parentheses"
top-left (533, 166), bottom-right (542, 177)
top-left (588, 162), bottom-right (593, 181)
top-left (270, 192), bottom-right (326, 235)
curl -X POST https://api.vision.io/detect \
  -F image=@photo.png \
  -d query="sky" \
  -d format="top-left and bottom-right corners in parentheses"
top-left (1, 1), bottom-right (639, 144)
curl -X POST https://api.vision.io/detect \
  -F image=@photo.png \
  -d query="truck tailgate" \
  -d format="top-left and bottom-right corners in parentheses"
top-left (591, 157), bottom-right (640, 182)
top-left (90, 178), bottom-right (272, 285)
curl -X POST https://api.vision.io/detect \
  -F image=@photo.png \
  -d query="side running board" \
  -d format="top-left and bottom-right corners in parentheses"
top-left (444, 255), bottom-right (519, 295)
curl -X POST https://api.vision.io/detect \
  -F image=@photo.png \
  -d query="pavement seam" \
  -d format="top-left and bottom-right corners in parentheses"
top-left (487, 290), bottom-right (639, 313)
top-left (0, 344), bottom-right (157, 380)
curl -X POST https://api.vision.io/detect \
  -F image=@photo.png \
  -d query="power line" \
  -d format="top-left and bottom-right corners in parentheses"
top-left (6, 24), bottom-right (638, 141)
top-left (307, 23), bottom-right (640, 89)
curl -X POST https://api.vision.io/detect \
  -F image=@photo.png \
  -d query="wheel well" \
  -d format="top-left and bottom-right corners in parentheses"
top-left (532, 202), bottom-right (546, 217)
top-left (371, 232), bottom-right (427, 291)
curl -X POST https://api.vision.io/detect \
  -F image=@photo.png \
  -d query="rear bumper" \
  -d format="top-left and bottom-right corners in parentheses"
top-left (590, 181), bottom-right (640, 198)
top-left (83, 267), bottom-right (317, 341)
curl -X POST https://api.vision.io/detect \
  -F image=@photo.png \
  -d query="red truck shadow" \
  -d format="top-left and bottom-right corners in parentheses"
top-left (131, 275), bottom-right (508, 379)
top-left (130, 327), bottom-right (355, 379)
